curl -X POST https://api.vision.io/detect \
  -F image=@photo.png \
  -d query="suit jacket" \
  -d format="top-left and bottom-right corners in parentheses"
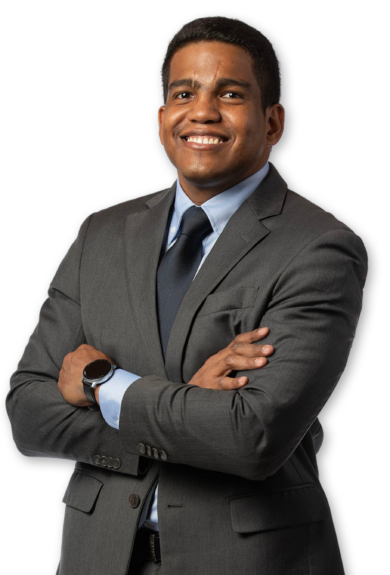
top-left (7, 163), bottom-right (368, 575)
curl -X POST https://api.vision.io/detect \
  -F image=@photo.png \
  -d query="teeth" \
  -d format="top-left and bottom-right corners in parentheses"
top-left (186, 136), bottom-right (224, 144)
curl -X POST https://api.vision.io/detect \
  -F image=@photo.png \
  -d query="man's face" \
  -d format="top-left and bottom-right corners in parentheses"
top-left (158, 41), bottom-right (283, 194)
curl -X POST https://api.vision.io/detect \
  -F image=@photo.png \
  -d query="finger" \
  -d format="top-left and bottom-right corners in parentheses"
top-left (228, 341), bottom-right (274, 358)
top-left (77, 343), bottom-right (93, 351)
top-left (229, 327), bottom-right (270, 347)
top-left (221, 353), bottom-right (268, 372)
top-left (218, 376), bottom-right (249, 390)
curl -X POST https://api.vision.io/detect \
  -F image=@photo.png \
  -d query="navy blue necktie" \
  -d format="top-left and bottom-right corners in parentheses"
top-left (157, 206), bottom-right (213, 358)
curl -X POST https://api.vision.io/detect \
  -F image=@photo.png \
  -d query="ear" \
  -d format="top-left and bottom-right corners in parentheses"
top-left (265, 103), bottom-right (285, 147)
top-left (158, 105), bottom-right (166, 145)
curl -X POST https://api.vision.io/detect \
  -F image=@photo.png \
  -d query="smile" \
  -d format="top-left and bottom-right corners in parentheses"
top-left (180, 134), bottom-right (230, 152)
top-left (183, 135), bottom-right (226, 144)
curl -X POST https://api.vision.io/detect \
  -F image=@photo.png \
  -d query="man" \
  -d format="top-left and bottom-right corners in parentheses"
top-left (7, 16), bottom-right (367, 575)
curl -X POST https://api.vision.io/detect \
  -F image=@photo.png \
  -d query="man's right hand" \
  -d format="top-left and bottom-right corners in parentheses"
top-left (188, 327), bottom-right (274, 390)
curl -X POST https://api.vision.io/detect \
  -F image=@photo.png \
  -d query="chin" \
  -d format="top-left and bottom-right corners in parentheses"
top-left (179, 166), bottom-right (228, 187)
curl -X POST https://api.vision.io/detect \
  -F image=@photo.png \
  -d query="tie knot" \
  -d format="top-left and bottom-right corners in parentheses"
top-left (180, 206), bottom-right (213, 240)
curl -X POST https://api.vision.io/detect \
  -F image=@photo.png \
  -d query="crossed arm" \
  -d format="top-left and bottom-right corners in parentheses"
top-left (57, 327), bottom-right (274, 408)
top-left (6, 215), bottom-right (368, 480)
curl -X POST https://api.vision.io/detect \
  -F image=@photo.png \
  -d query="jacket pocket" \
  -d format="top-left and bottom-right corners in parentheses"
top-left (197, 286), bottom-right (259, 317)
top-left (229, 484), bottom-right (330, 534)
top-left (62, 471), bottom-right (103, 513)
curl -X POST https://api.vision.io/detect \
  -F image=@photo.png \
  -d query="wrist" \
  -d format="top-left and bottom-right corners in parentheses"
top-left (82, 358), bottom-right (117, 409)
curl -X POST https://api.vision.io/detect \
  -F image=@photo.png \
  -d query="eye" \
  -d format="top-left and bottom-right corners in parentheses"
top-left (175, 92), bottom-right (192, 100)
top-left (221, 92), bottom-right (242, 99)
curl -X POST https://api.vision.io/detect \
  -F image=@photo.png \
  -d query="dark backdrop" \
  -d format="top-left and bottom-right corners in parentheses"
top-left (3, 6), bottom-right (370, 575)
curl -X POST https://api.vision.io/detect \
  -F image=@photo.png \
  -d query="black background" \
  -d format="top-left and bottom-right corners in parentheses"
top-left (3, 6), bottom-right (370, 574)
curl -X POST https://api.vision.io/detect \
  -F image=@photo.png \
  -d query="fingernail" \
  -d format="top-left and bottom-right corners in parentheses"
top-left (239, 377), bottom-right (247, 384)
top-left (258, 327), bottom-right (266, 333)
top-left (255, 357), bottom-right (265, 365)
top-left (262, 345), bottom-right (272, 353)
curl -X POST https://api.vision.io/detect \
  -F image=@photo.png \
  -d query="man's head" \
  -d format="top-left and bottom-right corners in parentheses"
top-left (158, 16), bottom-right (285, 202)
top-left (162, 16), bottom-right (281, 114)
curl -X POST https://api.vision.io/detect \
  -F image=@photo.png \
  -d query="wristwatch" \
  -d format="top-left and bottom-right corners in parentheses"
top-left (82, 359), bottom-right (117, 410)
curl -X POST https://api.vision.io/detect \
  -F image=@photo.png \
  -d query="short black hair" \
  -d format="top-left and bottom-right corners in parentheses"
top-left (161, 16), bottom-right (281, 114)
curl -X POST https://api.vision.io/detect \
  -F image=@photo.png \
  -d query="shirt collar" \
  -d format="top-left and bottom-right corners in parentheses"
top-left (168, 162), bottom-right (270, 244)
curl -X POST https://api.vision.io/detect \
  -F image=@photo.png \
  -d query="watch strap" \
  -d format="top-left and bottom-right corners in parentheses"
top-left (83, 381), bottom-right (98, 405)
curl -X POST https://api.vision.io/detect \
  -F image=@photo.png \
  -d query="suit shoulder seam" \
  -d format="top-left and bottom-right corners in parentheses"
top-left (91, 188), bottom-right (172, 218)
top-left (275, 228), bottom-right (362, 282)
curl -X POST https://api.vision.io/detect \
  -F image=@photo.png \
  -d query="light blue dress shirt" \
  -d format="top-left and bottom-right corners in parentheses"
top-left (99, 161), bottom-right (270, 530)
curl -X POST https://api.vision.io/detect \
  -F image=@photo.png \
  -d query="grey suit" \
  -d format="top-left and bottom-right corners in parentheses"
top-left (7, 163), bottom-right (368, 574)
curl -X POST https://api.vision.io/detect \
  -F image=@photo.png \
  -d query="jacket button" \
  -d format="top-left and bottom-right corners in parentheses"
top-left (139, 443), bottom-right (146, 454)
top-left (106, 457), bottom-right (114, 468)
top-left (113, 458), bottom-right (121, 470)
top-left (129, 494), bottom-right (140, 508)
top-left (146, 445), bottom-right (152, 457)
top-left (100, 456), bottom-right (107, 467)
top-left (93, 455), bottom-right (101, 465)
top-left (159, 450), bottom-right (168, 461)
top-left (152, 448), bottom-right (159, 459)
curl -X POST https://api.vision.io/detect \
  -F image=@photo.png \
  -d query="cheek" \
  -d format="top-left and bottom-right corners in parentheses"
top-left (233, 108), bottom-right (264, 138)
top-left (242, 119), bottom-right (264, 140)
top-left (162, 109), bottom-right (184, 139)
top-left (236, 123), bottom-right (266, 157)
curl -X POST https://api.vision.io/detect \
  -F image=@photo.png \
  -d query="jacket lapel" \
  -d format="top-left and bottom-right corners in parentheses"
top-left (123, 183), bottom-right (176, 379)
top-left (165, 163), bottom-right (288, 382)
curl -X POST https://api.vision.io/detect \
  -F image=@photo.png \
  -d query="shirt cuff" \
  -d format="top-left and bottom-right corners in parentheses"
top-left (99, 368), bottom-right (141, 429)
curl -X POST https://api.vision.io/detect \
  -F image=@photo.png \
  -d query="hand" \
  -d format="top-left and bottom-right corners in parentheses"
top-left (188, 327), bottom-right (274, 390)
top-left (58, 344), bottom-right (113, 407)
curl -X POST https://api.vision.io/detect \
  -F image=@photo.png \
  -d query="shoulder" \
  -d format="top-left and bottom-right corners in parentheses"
top-left (296, 187), bottom-right (366, 247)
top-left (272, 183), bottom-right (366, 256)
top-left (79, 185), bottom-right (173, 238)
top-left (257, 166), bottom-right (368, 276)
top-left (288, 188), bottom-right (352, 229)
top-left (260, 163), bottom-right (364, 247)
top-left (279, 185), bottom-right (355, 236)
top-left (94, 186), bottom-right (171, 223)
top-left (278, 188), bottom-right (368, 284)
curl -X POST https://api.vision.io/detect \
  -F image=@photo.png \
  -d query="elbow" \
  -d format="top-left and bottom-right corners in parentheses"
top-left (242, 461), bottom-right (281, 482)
top-left (237, 457), bottom-right (275, 482)
top-left (6, 383), bottom-right (37, 457)
top-left (6, 403), bottom-right (28, 457)
top-left (238, 465), bottom-right (268, 482)
top-left (11, 419), bottom-right (45, 458)
top-left (234, 428), bottom-right (286, 482)
top-left (12, 439), bottom-right (35, 458)
top-left (7, 407), bottom-right (34, 458)
top-left (231, 398), bottom-right (298, 481)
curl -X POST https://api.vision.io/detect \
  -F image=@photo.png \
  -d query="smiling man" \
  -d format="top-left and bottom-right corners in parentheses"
top-left (7, 16), bottom-right (367, 575)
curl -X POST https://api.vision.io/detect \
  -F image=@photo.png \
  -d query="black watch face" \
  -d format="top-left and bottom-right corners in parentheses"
top-left (84, 359), bottom-right (112, 380)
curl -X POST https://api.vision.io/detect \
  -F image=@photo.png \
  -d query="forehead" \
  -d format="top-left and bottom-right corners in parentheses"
top-left (169, 41), bottom-right (257, 85)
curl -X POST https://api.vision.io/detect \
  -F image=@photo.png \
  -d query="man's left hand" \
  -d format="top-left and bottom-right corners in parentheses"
top-left (58, 344), bottom-right (113, 407)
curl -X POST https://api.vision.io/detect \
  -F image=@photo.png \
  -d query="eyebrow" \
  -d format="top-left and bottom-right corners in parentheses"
top-left (167, 77), bottom-right (253, 93)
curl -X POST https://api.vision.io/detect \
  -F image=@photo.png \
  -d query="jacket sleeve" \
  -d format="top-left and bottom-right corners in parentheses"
top-left (118, 228), bottom-right (368, 481)
top-left (6, 214), bottom-right (147, 477)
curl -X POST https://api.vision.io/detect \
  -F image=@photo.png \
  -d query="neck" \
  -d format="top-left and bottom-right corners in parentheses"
top-left (178, 174), bottom-right (253, 206)
top-left (178, 162), bottom-right (269, 206)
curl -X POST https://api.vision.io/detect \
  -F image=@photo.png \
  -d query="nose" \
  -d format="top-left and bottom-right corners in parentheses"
top-left (187, 92), bottom-right (221, 123)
